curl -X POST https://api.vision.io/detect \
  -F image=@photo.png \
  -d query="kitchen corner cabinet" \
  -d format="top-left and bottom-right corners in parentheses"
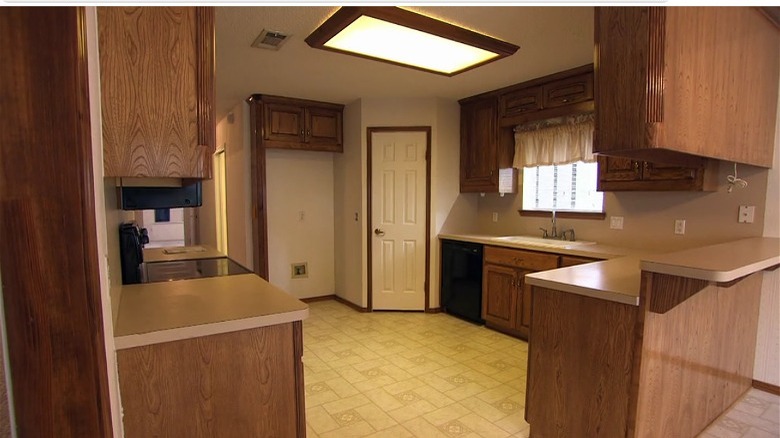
top-left (482, 246), bottom-right (559, 339)
top-left (594, 7), bottom-right (780, 168)
top-left (249, 94), bottom-right (344, 152)
top-left (597, 155), bottom-right (719, 192)
top-left (99, 7), bottom-right (215, 178)
top-left (459, 97), bottom-right (514, 192)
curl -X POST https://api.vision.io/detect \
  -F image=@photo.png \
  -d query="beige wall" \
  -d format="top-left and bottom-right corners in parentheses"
top-left (219, 102), bottom-right (254, 269)
top-left (474, 162), bottom-right (769, 251)
top-left (266, 149), bottom-right (336, 299)
top-left (334, 100), bottom-right (366, 306)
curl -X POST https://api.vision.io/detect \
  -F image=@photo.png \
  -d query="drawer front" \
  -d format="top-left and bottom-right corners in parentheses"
top-left (559, 255), bottom-right (598, 267)
top-left (542, 73), bottom-right (593, 108)
top-left (485, 246), bottom-right (559, 271)
top-left (500, 86), bottom-right (543, 117)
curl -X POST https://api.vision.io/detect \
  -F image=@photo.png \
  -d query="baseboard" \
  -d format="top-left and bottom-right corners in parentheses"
top-left (426, 307), bottom-right (442, 313)
top-left (753, 379), bottom-right (780, 396)
top-left (299, 294), bottom-right (337, 303)
top-left (334, 295), bottom-right (369, 313)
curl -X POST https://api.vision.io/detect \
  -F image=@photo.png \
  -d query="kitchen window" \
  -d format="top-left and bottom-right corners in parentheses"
top-left (514, 113), bottom-right (603, 215)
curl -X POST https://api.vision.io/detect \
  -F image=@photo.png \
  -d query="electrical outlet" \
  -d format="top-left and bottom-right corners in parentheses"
top-left (492, 212), bottom-right (499, 222)
top-left (610, 216), bottom-right (624, 230)
top-left (674, 219), bottom-right (686, 235)
top-left (738, 205), bottom-right (755, 223)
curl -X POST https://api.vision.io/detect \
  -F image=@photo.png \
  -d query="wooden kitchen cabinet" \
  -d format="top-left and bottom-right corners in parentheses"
top-left (99, 7), bottom-right (215, 178)
top-left (459, 97), bottom-right (514, 192)
top-left (597, 155), bottom-right (718, 191)
top-left (482, 246), bottom-right (559, 339)
top-left (250, 94), bottom-right (344, 152)
top-left (594, 7), bottom-right (780, 168)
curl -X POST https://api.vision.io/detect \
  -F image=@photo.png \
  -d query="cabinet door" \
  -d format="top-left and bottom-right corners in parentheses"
top-left (500, 86), bottom-right (543, 118)
top-left (305, 106), bottom-right (342, 152)
top-left (597, 155), bottom-right (641, 182)
top-left (641, 161), bottom-right (697, 182)
top-left (482, 263), bottom-right (518, 331)
top-left (264, 102), bottom-right (305, 144)
top-left (460, 98), bottom-right (498, 192)
top-left (559, 255), bottom-right (597, 267)
top-left (100, 7), bottom-right (214, 178)
top-left (543, 73), bottom-right (594, 109)
top-left (518, 276), bottom-right (533, 335)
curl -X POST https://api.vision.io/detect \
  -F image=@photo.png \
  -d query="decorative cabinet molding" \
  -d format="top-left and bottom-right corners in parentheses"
top-left (99, 7), bottom-right (215, 178)
top-left (594, 7), bottom-right (780, 168)
top-left (249, 94), bottom-right (344, 153)
top-left (597, 155), bottom-right (718, 192)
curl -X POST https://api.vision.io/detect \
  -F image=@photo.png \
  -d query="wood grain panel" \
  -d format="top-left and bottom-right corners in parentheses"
top-left (100, 7), bottom-right (210, 178)
top-left (484, 246), bottom-right (559, 271)
top-left (247, 97), bottom-right (269, 279)
top-left (196, 7), bottom-right (215, 179)
top-left (632, 271), bottom-right (763, 437)
top-left (0, 7), bottom-right (112, 436)
top-left (460, 97), bottom-right (498, 192)
top-left (117, 323), bottom-right (302, 437)
top-left (482, 263), bottom-right (517, 330)
top-left (646, 273), bottom-right (708, 314)
top-left (559, 255), bottom-right (598, 267)
top-left (526, 287), bottom-right (638, 437)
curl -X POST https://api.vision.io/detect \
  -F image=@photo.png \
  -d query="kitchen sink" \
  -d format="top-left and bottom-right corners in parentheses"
top-left (491, 235), bottom-right (596, 249)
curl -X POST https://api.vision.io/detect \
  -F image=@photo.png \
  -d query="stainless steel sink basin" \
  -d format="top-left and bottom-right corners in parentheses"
top-left (491, 235), bottom-right (596, 248)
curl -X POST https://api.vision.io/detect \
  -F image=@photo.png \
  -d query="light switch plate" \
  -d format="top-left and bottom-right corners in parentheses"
top-left (610, 216), bottom-right (624, 230)
top-left (492, 212), bottom-right (498, 222)
top-left (738, 205), bottom-right (755, 223)
top-left (674, 219), bottom-right (686, 235)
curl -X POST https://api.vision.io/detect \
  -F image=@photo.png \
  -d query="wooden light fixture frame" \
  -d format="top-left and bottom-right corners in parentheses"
top-left (305, 7), bottom-right (520, 76)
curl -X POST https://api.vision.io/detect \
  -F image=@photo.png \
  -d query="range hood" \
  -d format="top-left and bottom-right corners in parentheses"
top-left (117, 179), bottom-right (202, 210)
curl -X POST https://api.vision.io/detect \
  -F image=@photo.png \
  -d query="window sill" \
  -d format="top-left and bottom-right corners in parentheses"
top-left (518, 210), bottom-right (606, 220)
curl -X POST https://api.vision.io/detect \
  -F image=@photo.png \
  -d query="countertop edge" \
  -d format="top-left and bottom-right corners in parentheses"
top-left (526, 276), bottom-right (640, 306)
top-left (115, 307), bottom-right (309, 350)
top-left (437, 233), bottom-right (634, 259)
top-left (640, 256), bottom-right (780, 282)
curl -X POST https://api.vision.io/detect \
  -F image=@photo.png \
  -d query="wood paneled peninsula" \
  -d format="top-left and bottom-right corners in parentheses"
top-left (114, 273), bottom-right (309, 437)
top-left (524, 237), bottom-right (780, 437)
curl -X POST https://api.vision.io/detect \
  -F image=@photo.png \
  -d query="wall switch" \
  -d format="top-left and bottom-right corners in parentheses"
top-left (492, 212), bottom-right (499, 222)
top-left (610, 216), bottom-right (624, 230)
top-left (738, 205), bottom-right (755, 223)
top-left (674, 219), bottom-right (686, 235)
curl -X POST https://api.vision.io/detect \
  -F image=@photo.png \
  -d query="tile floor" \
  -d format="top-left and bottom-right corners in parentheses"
top-left (302, 300), bottom-right (780, 438)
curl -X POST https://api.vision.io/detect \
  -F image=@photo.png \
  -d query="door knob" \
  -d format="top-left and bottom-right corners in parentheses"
top-left (374, 228), bottom-right (385, 236)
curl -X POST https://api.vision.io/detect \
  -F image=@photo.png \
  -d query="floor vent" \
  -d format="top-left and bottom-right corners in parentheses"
top-left (251, 29), bottom-right (290, 50)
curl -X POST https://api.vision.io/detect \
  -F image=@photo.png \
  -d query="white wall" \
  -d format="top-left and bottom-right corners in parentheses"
top-left (754, 89), bottom-right (780, 387)
top-left (266, 150), bottom-right (336, 299)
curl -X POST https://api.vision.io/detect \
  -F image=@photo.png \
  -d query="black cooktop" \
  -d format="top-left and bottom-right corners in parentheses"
top-left (142, 257), bottom-right (252, 283)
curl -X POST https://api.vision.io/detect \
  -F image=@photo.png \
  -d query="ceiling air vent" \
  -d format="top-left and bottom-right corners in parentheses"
top-left (251, 29), bottom-right (290, 50)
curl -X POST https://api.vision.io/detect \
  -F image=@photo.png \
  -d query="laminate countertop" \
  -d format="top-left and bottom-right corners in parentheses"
top-left (143, 245), bottom-right (226, 263)
top-left (114, 273), bottom-right (308, 350)
top-left (438, 233), bottom-right (641, 259)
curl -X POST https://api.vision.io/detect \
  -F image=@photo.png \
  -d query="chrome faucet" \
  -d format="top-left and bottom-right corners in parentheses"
top-left (540, 210), bottom-right (576, 241)
top-left (550, 210), bottom-right (557, 239)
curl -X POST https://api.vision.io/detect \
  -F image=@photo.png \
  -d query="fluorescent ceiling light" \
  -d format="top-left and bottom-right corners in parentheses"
top-left (306, 7), bottom-right (519, 76)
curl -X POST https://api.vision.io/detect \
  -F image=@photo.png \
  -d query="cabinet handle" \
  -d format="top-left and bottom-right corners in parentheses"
top-left (634, 162), bottom-right (640, 172)
top-left (300, 129), bottom-right (304, 136)
top-left (562, 98), bottom-right (570, 103)
top-left (306, 130), bottom-right (311, 137)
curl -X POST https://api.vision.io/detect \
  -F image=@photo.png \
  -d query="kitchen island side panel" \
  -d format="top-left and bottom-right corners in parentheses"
top-left (631, 271), bottom-right (763, 437)
top-left (117, 322), bottom-right (303, 437)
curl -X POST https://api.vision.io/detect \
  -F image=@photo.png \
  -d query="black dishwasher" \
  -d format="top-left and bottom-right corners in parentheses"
top-left (440, 239), bottom-right (484, 324)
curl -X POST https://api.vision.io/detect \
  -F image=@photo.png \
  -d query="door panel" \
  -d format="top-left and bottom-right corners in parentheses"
top-left (264, 103), bottom-right (304, 143)
top-left (371, 131), bottom-right (427, 310)
top-left (482, 264), bottom-right (517, 330)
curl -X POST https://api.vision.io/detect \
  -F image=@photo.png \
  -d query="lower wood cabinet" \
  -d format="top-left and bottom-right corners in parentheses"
top-left (482, 246), bottom-right (559, 339)
top-left (597, 155), bottom-right (718, 191)
top-left (117, 321), bottom-right (306, 437)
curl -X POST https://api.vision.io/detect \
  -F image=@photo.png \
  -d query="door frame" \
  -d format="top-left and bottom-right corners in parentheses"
top-left (366, 127), bottom-right (432, 312)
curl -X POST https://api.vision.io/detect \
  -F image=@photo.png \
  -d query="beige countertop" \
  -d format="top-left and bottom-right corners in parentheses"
top-left (438, 233), bottom-right (640, 259)
top-left (114, 273), bottom-right (308, 350)
top-left (640, 237), bottom-right (780, 282)
top-left (143, 245), bottom-right (226, 263)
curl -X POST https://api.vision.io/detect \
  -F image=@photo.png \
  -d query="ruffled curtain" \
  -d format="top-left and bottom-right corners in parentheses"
top-left (512, 113), bottom-right (595, 168)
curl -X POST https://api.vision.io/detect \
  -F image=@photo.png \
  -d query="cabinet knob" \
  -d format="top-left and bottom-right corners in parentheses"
top-left (634, 162), bottom-right (640, 172)
top-left (300, 129), bottom-right (304, 136)
top-left (562, 98), bottom-right (570, 103)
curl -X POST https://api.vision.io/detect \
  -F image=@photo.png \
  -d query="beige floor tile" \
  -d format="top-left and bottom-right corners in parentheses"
top-left (423, 402), bottom-right (473, 426)
top-left (354, 402), bottom-right (400, 431)
top-left (457, 412), bottom-right (513, 437)
top-left (319, 421), bottom-right (376, 438)
top-left (307, 405), bottom-right (341, 435)
top-left (322, 393), bottom-right (372, 415)
top-left (365, 424), bottom-right (416, 438)
top-left (458, 396), bottom-right (511, 423)
top-left (387, 398), bottom-right (440, 423)
top-left (402, 416), bottom-right (452, 438)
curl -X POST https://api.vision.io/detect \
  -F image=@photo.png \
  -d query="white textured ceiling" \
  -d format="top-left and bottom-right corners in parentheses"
top-left (216, 6), bottom-right (594, 120)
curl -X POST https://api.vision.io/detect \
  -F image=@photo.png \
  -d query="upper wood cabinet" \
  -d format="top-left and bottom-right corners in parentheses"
top-left (249, 95), bottom-right (344, 153)
top-left (459, 97), bottom-right (513, 192)
top-left (99, 7), bottom-right (215, 178)
top-left (594, 7), bottom-right (780, 168)
top-left (597, 155), bottom-right (719, 191)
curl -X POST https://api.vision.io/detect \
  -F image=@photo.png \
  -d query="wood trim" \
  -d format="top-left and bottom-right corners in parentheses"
top-left (0, 7), bottom-right (112, 435)
top-left (300, 294), bottom-right (337, 303)
top-left (247, 96), bottom-right (269, 279)
top-left (366, 127), bottom-right (432, 312)
top-left (518, 210), bottom-right (606, 220)
top-left (305, 7), bottom-right (519, 77)
top-left (196, 7), bottom-right (215, 178)
top-left (647, 273), bottom-right (709, 314)
top-left (753, 380), bottom-right (780, 396)
top-left (646, 7), bottom-right (665, 124)
top-left (425, 307), bottom-right (442, 314)
top-left (334, 295), bottom-right (369, 313)
top-left (293, 321), bottom-right (306, 438)
top-left (461, 63), bottom-right (594, 104)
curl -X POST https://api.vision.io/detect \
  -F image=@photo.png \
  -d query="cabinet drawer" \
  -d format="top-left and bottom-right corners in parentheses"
top-left (559, 255), bottom-right (598, 267)
top-left (543, 73), bottom-right (593, 109)
top-left (500, 86), bottom-right (543, 117)
top-left (485, 246), bottom-right (559, 271)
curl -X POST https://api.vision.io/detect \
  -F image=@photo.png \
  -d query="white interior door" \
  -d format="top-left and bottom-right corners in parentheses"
top-left (371, 130), bottom-right (427, 310)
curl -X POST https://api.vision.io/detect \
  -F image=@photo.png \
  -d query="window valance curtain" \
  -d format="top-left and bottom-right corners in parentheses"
top-left (512, 112), bottom-right (595, 168)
